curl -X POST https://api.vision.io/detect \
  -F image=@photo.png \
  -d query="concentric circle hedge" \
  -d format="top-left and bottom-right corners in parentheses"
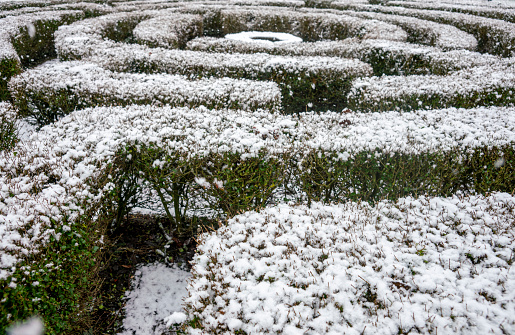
top-left (0, 0), bottom-right (514, 334)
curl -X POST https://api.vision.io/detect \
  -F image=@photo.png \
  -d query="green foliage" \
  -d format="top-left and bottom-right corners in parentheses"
top-left (272, 71), bottom-right (351, 114)
top-left (0, 218), bottom-right (105, 334)
top-left (219, 10), bottom-right (361, 42)
top-left (119, 57), bottom-right (353, 114)
top-left (1, 13), bottom-right (85, 102)
top-left (132, 144), bottom-right (196, 235)
top-left (12, 18), bottom-right (78, 68)
top-left (297, 145), bottom-right (515, 204)
top-left (194, 152), bottom-right (288, 217)
top-left (0, 112), bottom-right (18, 152)
top-left (303, 0), bottom-right (334, 9)
top-left (348, 87), bottom-right (515, 112)
top-left (117, 145), bottom-right (289, 235)
top-left (111, 143), bottom-right (514, 240)
top-left (366, 47), bottom-right (432, 76)
top-left (0, 58), bottom-right (21, 101)
top-left (101, 15), bottom-right (149, 43)
top-left (11, 88), bottom-right (81, 127)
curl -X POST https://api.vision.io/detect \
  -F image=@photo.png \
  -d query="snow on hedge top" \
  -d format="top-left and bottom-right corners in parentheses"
top-left (219, 6), bottom-right (407, 42)
top-left (387, 1), bottom-right (515, 22)
top-left (0, 101), bottom-right (16, 120)
top-left (186, 37), bottom-right (499, 75)
top-left (22, 104), bottom-right (515, 159)
top-left (67, 41), bottom-right (373, 79)
top-left (54, 10), bottom-right (156, 59)
top-left (0, 10), bottom-right (83, 60)
top-left (345, 10), bottom-right (478, 50)
top-left (1, 103), bottom-right (514, 278)
top-left (9, 61), bottom-right (282, 114)
top-left (133, 13), bottom-right (202, 48)
top-left (337, 3), bottom-right (515, 57)
top-left (348, 60), bottom-right (515, 110)
top-left (54, 12), bottom-right (373, 78)
top-left (174, 193), bottom-right (515, 334)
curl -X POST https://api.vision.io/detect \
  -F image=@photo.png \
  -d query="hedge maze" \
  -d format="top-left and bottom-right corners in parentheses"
top-left (0, 0), bottom-right (514, 334)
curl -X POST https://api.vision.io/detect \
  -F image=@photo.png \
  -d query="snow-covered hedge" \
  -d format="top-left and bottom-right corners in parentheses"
top-left (54, 10), bottom-right (157, 60)
top-left (9, 61), bottom-right (282, 127)
top-left (2, 102), bottom-right (514, 276)
top-left (15, 104), bottom-right (514, 161)
top-left (133, 13), bottom-right (203, 49)
top-left (55, 10), bottom-right (375, 113)
top-left (0, 121), bottom-right (114, 332)
top-left (1, 102), bottom-right (514, 329)
top-left (387, 1), bottom-right (515, 23)
top-left (60, 43), bottom-right (371, 114)
top-left (336, 4), bottom-right (515, 57)
top-left (0, 10), bottom-right (85, 100)
top-left (0, 2), bottom-right (114, 19)
top-left (173, 194), bottom-right (515, 334)
top-left (344, 10), bottom-right (478, 50)
top-left (187, 37), bottom-right (498, 76)
top-left (217, 7), bottom-right (407, 42)
top-left (348, 62), bottom-right (515, 111)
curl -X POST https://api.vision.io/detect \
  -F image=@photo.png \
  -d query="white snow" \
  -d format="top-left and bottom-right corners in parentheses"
top-left (133, 12), bottom-right (203, 48)
top-left (1, 1), bottom-right (515, 334)
top-left (225, 31), bottom-right (303, 45)
top-left (1, 103), bottom-right (514, 280)
top-left (118, 263), bottom-right (191, 335)
top-left (179, 194), bottom-right (515, 334)
top-left (6, 317), bottom-right (44, 335)
top-left (10, 60), bottom-right (283, 117)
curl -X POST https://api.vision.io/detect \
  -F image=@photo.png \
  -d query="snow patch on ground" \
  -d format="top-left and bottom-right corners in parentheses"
top-left (225, 31), bottom-right (303, 45)
top-left (15, 118), bottom-right (36, 141)
top-left (118, 263), bottom-right (190, 335)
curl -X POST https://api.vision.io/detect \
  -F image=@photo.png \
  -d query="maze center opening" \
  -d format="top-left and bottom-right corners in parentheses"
top-left (225, 31), bottom-right (303, 44)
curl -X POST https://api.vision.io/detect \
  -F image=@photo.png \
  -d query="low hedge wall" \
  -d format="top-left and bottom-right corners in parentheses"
top-left (82, 45), bottom-right (372, 114)
top-left (133, 13), bottom-right (204, 49)
top-left (345, 9), bottom-right (477, 50)
top-left (55, 11), bottom-right (373, 114)
top-left (217, 7), bottom-right (407, 42)
top-left (337, 3), bottom-right (515, 57)
top-left (0, 211), bottom-right (110, 334)
top-left (172, 193), bottom-right (515, 334)
top-left (175, 5), bottom-right (406, 41)
top-left (1, 103), bottom-right (513, 333)
top-left (348, 63), bottom-right (515, 111)
top-left (9, 61), bottom-right (282, 127)
top-left (186, 37), bottom-right (498, 76)
top-left (0, 11), bottom-right (85, 101)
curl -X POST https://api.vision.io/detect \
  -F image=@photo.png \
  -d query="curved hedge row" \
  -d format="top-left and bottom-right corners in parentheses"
top-left (345, 9), bottom-right (478, 50)
top-left (387, 1), bottom-right (515, 23)
top-left (0, 10), bottom-right (85, 101)
top-left (334, 3), bottom-right (515, 57)
top-left (186, 37), bottom-right (498, 76)
top-left (133, 13), bottom-right (203, 48)
top-left (57, 32), bottom-right (372, 114)
top-left (348, 61), bottom-right (515, 111)
top-left (173, 195), bottom-right (515, 334)
top-left (9, 61), bottom-right (282, 127)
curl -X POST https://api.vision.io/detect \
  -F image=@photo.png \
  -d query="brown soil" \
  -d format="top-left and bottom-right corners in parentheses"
top-left (87, 214), bottom-right (206, 334)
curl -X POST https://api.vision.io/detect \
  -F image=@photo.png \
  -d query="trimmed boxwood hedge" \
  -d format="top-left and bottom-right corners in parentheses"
top-left (110, 143), bottom-right (515, 230)
top-left (0, 170), bottom-right (115, 334)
